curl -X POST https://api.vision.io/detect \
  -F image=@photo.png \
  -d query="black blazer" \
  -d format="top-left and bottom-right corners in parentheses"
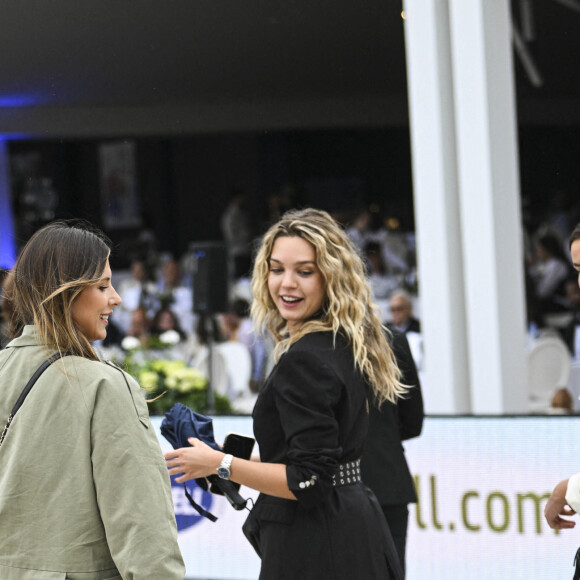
top-left (361, 329), bottom-right (424, 506)
top-left (386, 317), bottom-right (421, 334)
top-left (246, 331), bottom-right (403, 580)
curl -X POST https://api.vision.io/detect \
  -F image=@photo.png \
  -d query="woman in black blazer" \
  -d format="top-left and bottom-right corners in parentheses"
top-left (166, 208), bottom-right (407, 579)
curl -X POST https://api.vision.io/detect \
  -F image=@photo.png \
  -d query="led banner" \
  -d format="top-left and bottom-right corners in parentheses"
top-left (404, 417), bottom-right (580, 580)
top-left (153, 415), bottom-right (580, 580)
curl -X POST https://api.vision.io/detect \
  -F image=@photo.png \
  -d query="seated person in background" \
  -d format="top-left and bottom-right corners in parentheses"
top-left (386, 290), bottom-right (422, 370)
top-left (150, 306), bottom-right (188, 342)
top-left (529, 233), bottom-right (572, 323)
top-left (224, 298), bottom-right (269, 393)
top-left (346, 208), bottom-right (373, 253)
top-left (386, 290), bottom-right (421, 334)
top-left (116, 258), bottom-right (159, 333)
top-left (156, 258), bottom-right (194, 334)
top-left (126, 307), bottom-right (152, 348)
top-left (149, 306), bottom-right (189, 359)
top-left (364, 240), bottom-right (396, 301)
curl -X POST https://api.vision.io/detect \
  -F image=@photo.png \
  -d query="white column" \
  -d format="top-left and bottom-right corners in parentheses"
top-left (403, 0), bottom-right (471, 413)
top-left (0, 140), bottom-right (17, 269)
top-left (449, 0), bottom-right (527, 412)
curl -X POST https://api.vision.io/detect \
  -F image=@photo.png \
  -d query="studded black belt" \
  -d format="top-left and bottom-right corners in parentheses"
top-left (332, 458), bottom-right (362, 487)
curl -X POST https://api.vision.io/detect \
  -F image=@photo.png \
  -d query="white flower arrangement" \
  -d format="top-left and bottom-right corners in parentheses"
top-left (118, 331), bottom-right (231, 415)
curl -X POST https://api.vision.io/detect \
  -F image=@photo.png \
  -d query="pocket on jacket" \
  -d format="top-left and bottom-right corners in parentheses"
top-left (253, 495), bottom-right (296, 525)
top-left (243, 496), bottom-right (296, 559)
top-left (242, 511), bottom-right (262, 558)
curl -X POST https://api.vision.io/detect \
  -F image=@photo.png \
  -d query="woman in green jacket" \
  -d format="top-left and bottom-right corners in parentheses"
top-left (0, 221), bottom-right (185, 580)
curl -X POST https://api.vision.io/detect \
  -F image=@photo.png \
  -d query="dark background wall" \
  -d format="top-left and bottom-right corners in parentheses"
top-left (7, 124), bottom-right (580, 268)
top-left (7, 127), bottom-right (416, 264)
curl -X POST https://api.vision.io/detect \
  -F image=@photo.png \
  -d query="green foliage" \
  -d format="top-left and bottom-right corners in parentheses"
top-left (119, 338), bottom-right (232, 415)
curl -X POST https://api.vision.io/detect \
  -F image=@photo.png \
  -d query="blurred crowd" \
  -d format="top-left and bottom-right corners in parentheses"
top-left (0, 201), bottom-right (422, 409)
top-left (6, 191), bottom-right (580, 414)
top-left (524, 208), bottom-right (580, 361)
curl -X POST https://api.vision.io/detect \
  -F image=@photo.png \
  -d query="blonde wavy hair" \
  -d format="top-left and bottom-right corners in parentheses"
top-left (8, 220), bottom-right (112, 361)
top-left (251, 207), bottom-right (406, 405)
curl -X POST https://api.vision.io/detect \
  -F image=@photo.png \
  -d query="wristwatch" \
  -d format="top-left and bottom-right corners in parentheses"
top-left (217, 453), bottom-right (234, 480)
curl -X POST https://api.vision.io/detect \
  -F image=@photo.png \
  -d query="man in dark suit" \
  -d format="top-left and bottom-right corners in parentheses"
top-left (361, 329), bottom-right (424, 576)
top-left (385, 290), bottom-right (421, 334)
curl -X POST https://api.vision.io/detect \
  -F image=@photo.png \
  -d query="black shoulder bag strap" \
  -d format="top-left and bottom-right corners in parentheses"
top-left (0, 352), bottom-right (69, 448)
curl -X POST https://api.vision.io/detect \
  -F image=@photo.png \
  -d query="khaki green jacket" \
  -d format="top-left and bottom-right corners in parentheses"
top-left (0, 326), bottom-right (185, 579)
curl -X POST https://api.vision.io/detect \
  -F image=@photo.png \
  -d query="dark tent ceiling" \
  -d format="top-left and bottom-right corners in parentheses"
top-left (0, 0), bottom-right (578, 137)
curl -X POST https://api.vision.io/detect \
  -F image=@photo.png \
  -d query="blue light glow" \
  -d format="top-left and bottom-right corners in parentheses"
top-left (0, 134), bottom-right (34, 141)
top-left (0, 141), bottom-right (17, 269)
top-left (0, 95), bottom-right (41, 107)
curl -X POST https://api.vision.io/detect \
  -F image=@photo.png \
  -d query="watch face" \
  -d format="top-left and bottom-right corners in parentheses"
top-left (217, 466), bottom-right (230, 479)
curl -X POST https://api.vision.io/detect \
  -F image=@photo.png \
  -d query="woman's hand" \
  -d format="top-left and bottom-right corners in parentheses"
top-left (164, 437), bottom-right (224, 484)
top-left (544, 479), bottom-right (577, 530)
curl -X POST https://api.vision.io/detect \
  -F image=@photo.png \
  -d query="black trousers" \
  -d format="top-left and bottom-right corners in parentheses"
top-left (381, 504), bottom-right (409, 577)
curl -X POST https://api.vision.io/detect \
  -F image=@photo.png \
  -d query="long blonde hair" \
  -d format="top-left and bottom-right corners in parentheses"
top-left (251, 208), bottom-right (406, 405)
top-left (8, 220), bottom-right (112, 360)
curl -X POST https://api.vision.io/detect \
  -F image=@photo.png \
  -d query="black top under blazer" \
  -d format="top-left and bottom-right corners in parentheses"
top-left (361, 329), bottom-right (424, 507)
top-left (243, 331), bottom-right (403, 580)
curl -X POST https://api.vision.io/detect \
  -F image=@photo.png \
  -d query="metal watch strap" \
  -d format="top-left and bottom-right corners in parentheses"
top-left (218, 453), bottom-right (234, 479)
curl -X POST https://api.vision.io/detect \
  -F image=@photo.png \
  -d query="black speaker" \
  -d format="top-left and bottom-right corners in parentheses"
top-left (190, 242), bottom-right (229, 314)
